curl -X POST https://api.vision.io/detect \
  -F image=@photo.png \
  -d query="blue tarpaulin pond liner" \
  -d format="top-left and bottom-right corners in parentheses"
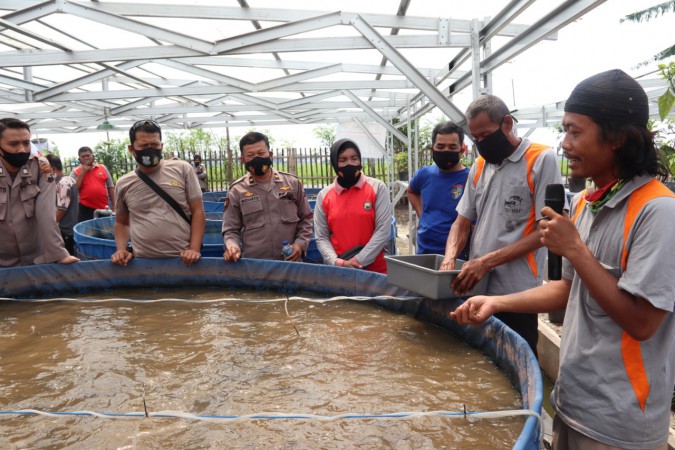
top-left (73, 213), bottom-right (398, 264)
top-left (202, 190), bottom-right (227, 202)
top-left (0, 259), bottom-right (542, 449)
top-left (203, 201), bottom-right (225, 213)
top-left (73, 217), bottom-right (225, 259)
top-left (202, 188), bottom-right (321, 202)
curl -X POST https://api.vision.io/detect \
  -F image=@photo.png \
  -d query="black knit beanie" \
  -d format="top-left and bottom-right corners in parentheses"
top-left (564, 69), bottom-right (649, 126)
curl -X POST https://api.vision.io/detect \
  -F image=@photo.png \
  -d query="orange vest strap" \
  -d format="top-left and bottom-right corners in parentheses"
top-left (622, 332), bottom-right (651, 412)
top-left (571, 193), bottom-right (587, 223)
top-left (621, 179), bottom-right (674, 270)
top-left (521, 144), bottom-right (549, 279)
top-left (472, 157), bottom-right (485, 187)
top-left (618, 179), bottom-right (673, 412)
top-left (523, 143), bottom-right (549, 194)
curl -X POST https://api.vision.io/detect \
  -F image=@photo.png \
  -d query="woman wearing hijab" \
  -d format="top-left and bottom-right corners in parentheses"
top-left (313, 138), bottom-right (392, 274)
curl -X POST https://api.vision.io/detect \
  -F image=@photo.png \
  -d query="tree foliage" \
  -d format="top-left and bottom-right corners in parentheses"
top-left (312, 124), bottom-right (336, 148)
top-left (621, 1), bottom-right (675, 63)
top-left (657, 62), bottom-right (675, 120)
top-left (651, 119), bottom-right (675, 175)
top-left (94, 138), bottom-right (130, 179)
top-left (164, 128), bottom-right (216, 158)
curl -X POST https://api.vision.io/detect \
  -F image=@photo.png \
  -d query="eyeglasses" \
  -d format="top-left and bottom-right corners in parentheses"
top-left (130, 119), bottom-right (160, 131)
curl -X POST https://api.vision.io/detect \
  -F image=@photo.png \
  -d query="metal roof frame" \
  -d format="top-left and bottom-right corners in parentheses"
top-left (0, 0), bottom-right (587, 134)
top-left (0, 0), bottom-right (670, 144)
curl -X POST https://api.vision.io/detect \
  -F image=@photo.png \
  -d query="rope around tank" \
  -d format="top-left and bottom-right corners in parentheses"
top-left (0, 294), bottom-right (543, 446)
top-left (0, 295), bottom-right (422, 303)
top-left (0, 407), bottom-right (542, 448)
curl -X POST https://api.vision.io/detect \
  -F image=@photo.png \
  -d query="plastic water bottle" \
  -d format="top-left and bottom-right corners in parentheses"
top-left (281, 240), bottom-right (293, 259)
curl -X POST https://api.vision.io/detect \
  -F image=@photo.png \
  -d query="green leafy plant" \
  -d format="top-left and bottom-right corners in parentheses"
top-left (312, 124), bottom-right (336, 148)
top-left (94, 138), bottom-right (130, 181)
top-left (393, 151), bottom-right (409, 173)
top-left (657, 62), bottom-right (675, 120)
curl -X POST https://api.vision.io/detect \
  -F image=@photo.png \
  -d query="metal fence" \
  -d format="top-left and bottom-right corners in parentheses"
top-left (64, 147), bottom-right (392, 191)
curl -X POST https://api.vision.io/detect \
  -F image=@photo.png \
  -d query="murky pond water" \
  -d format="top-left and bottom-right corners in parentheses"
top-left (0, 289), bottom-right (523, 449)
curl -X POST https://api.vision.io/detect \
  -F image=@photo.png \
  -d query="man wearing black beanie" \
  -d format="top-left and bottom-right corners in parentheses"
top-left (451, 69), bottom-right (674, 450)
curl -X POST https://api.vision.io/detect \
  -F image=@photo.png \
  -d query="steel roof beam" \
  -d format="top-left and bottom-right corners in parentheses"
top-left (40, 79), bottom-right (415, 102)
top-left (33, 60), bottom-right (147, 101)
top-left (179, 56), bottom-right (448, 78)
top-left (0, 17), bottom-right (72, 52)
top-left (342, 90), bottom-right (407, 142)
top-left (70, 2), bottom-right (541, 38)
top-left (0, 33), bottom-right (470, 67)
top-left (61, 1), bottom-right (215, 54)
top-left (0, 1), bottom-right (58, 27)
top-left (0, 73), bottom-right (45, 90)
top-left (349, 14), bottom-right (467, 126)
top-left (448, 0), bottom-right (606, 96)
top-left (156, 59), bottom-right (255, 91)
top-left (479, 0), bottom-right (536, 43)
top-left (256, 64), bottom-right (343, 92)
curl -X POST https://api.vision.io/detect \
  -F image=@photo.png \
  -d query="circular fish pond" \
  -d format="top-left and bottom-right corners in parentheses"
top-left (0, 259), bottom-right (542, 449)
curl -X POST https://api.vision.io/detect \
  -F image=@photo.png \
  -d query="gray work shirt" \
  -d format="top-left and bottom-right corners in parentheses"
top-left (222, 169), bottom-right (313, 260)
top-left (554, 175), bottom-right (675, 449)
top-left (115, 160), bottom-right (202, 258)
top-left (0, 155), bottom-right (69, 267)
top-left (456, 138), bottom-right (563, 295)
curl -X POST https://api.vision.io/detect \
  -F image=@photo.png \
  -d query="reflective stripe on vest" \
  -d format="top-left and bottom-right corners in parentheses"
top-left (473, 143), bottom-right (549, 279)
top-left (572, 179), bottom-right (674, 412)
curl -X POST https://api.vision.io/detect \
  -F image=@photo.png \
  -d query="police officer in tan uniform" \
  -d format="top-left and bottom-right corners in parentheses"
top-left (222, 131), bottom-right (313, 262)
top-left (0, 118), bottom-right (78, 267)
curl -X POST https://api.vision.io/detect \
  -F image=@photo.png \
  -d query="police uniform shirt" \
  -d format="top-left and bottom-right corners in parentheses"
top-left (222, 169), bottom-right (313, 260)
top-left (0, 155), bottom-right (69, 267)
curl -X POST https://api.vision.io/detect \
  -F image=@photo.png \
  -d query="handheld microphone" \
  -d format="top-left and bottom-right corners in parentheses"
top-left (544, 184), bottom-right (566, 281)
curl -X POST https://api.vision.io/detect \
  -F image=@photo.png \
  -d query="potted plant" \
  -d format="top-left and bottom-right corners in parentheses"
top-left (394, 152), bottom-right (409, 181)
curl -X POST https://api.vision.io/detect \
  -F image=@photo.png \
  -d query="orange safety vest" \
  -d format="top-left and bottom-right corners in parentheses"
top-left (472, 143), bottom-right (549, 279)
top-left (572, 179), bottom-right (675, 412)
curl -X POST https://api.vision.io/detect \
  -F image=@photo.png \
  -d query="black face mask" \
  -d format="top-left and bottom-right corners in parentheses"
top-left (134, 148), bottom-right (162, 168)
top-left (245, 156), bottom-right (272, 176)
top-left (336, 164), bottom-right (362, 189)
top-left (432, 151), bottom-right (461, 170)
top-left (0, 149), bottom-right (30, 168)
top-left (475, 119), bottom-right (514, 165)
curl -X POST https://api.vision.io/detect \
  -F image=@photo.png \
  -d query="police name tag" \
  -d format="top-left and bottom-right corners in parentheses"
top-left (240, 195), bottom-right (260, 205)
